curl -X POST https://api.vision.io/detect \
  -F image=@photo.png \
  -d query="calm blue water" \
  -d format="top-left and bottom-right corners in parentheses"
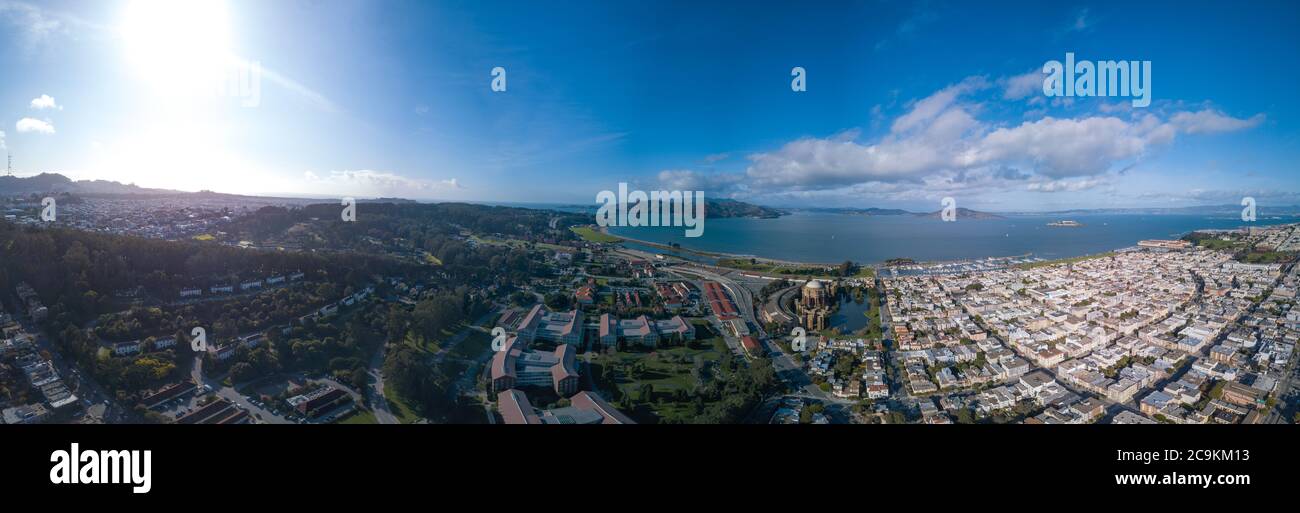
top-left (829, 294), bottom-right (870, 332)
top-left (609, 212), bottom-right (1299, 264)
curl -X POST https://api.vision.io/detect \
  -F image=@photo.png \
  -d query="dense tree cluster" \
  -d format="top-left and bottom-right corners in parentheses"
top-left (0, 220), bottom-right (407, 329)
top-left (380, 344), bottom-right (479, 421)
top-left (222, 202), bottom-right (568, 290)
top-left (210, 298), bottom-right (396, 388)
top-left (50, 324), bottom-right (182, 403)
top-left (664, 355), bottom-right (777, 424)
top-left (94, 285), bottom-right (341, 342)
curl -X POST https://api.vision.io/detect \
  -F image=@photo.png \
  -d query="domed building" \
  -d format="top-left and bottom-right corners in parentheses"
top-left (801, 279), bottom-right (830, 310)
top-left (797, 279), bottom-right (836, 331)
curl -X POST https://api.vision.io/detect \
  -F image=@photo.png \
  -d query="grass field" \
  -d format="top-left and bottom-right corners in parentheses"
top-left (382, 381), bottom-right (423, 424)
top-left (339, 410), bottom-right (378, 424)
top-left (1195, 238), bottom-right (1244, 251)
top-left (863, 286), bottom-right (882, 340)
top-left (717, 258), bottom-right (875, 279)
top-left (472, 233), bottom-right (576, 252)
top-left (401, 331), bottom-right (438, 354)
top-left (588, 340), bottom-right (727, 422)
top-left (1241, 251), bottom-right (1295, 264)
top-left (448, 329), bottom-right (493, 360)
top-left (571, 225), bottom-right (623, 243)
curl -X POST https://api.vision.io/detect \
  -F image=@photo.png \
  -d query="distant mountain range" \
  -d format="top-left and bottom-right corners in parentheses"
top-left (0, 172), bottom-right (179, 196)
top-left (1001, 205), bottom-right (1300, 216)
top-left (802, 206), bottom-right (1004, 219)
top-left (917, 207), bottom-right (1004, 219)
top-left (804, 207), bottom-right (913, 216)
top-left (0, 173), bottom-right (417, 205)
top-left (704, 198), bottom-right (786, 218)
top-left (556, 197), bottom-right (786, 219)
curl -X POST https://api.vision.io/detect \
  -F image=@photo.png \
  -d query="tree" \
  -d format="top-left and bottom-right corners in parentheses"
top-left (350, 367), bottom-right (368, 391)
top-left (544, 292), bottom-right (571, 310)
top-left (509, 290), bottom-right (535, 307)
top-left (230, 362), bottom-right (255, 383)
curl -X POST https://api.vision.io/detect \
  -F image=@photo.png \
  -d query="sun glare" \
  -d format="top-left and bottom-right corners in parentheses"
top-left (120, 0), bottom-right (233, 98)
top-left (105, 0), bottom-right (249, 192)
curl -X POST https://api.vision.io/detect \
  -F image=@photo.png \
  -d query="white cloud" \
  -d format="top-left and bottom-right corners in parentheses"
top-left (29, 94), bottom-right (60, 110)
top-left (1002, 71), bottom-right (1042, 100)
top-left (657, 169), bottom-right (744, 192)
top-left (303, 169), bottom-right (433, 197)
top-left (658, 77), bottom-right (1265, 202)
top-left (0, 1), bottom-right (65, 48)
top-left (1026, 176), bottom-right (1111, 192)
top-left (15, 117), bottom-right (54, 134)
top-left (0, 130), bottom-right (5, 149)
top-left (891, 77), bottom-right (986, 133)
top-left (958, 116), bottom-right (1151, 178)
top-left (438, 178), bottom-right (463, 189)
top-left (1169, 109), bottom-right (1265, 134)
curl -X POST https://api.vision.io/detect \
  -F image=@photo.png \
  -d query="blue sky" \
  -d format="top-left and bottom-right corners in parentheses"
top-left (1, 0), bottom-right (1297, 211)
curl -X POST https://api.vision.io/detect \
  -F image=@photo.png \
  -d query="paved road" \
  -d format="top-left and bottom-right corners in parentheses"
top-left (191, 354), bottom-right (293, 424)
top-left (24, 316), bottom-right (127, 423)
top-left (365, 342), bottom-right (399, 424)
top-left (672, 264), bottom-right (832, 401)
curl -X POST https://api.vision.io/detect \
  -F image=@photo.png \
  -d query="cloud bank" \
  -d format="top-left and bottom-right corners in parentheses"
top-left (658, 75), bottom-right (1264, 205)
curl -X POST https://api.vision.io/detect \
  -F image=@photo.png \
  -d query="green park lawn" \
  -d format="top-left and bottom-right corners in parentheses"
top-left (339, 410), bottom-right (378, 424)
top-left (383, 381), bottom-right (423, 424)
top-left (588, 339), bottom-right (727, 422)
top-left (571, 226), bottom-right (623, 243)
